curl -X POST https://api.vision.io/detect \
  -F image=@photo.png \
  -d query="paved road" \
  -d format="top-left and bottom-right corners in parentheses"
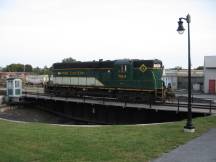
top-left (152, 128), bottom-right (216, 162)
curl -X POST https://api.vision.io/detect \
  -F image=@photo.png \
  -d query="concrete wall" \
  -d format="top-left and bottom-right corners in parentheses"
top-left (204, 56), bottom-right (216, 93)
top-left (204, 56), bottom-right (216, 68)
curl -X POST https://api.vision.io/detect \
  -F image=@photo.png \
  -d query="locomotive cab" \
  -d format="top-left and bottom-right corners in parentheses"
top-left (113, 60), bottom-right (133, 81)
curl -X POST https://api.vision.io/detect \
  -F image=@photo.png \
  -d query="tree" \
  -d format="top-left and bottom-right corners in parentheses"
top-left (32, 66), bottom-right (41, 74)
top-left (32, 66), bottom-right (51, 75)
top-left (41, 66), bottom-right (50, 75)
top-left (170, 66), bottom-right (182, 70)
top-left (195, 66), bottom-right (204, 70)
top-left (62, 57), bottom-right (76, 63)
top-left (3, 64), bottom-right (24, 72)
top-left (24, 64), bottom-right (33, 72)
top-left (2, 63), bottom-right (51, 74)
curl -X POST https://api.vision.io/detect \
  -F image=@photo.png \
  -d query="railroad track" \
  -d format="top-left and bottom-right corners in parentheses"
top-left (162, 102), bottom-right (216, 113)
top-left (161, 95), bottom-right (216, 114)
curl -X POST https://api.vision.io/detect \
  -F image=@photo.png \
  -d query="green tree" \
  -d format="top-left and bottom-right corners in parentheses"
top-left (32, 66), bottom-right (41, 74)
top-left (32, 66), bottom-right (51, 75)
top-left (3, 64), bottom-right (24, 72)
top-left (24, 64), bottom-right (33, 72)
top-left (195, 66), bottom-right (204, 70)
top-left (3, 63), bottom-right (51, 74)
top-left (170, 66), bottom-right (182, 70)
top-left (41, 66), bottom-right (50, 75)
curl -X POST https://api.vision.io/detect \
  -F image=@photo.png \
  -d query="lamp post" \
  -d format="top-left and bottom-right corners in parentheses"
top-left (177, 14), bottom-right (195, 133)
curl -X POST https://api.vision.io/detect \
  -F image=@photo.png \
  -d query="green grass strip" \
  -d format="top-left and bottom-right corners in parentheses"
top-left (0, 115), bottom-right (216, 162)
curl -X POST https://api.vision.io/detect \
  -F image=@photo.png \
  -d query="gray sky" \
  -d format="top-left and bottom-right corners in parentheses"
top-left (0, 0), bottom-right (216, 68)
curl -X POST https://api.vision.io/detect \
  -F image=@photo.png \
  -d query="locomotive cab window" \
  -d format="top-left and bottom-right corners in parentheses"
top-left (153, 63), bottom-right (161, 68)
top-left (120, 65), bottom-right (127, 73)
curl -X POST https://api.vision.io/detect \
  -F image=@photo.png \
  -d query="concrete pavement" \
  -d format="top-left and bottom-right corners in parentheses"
top-left (152, 128), bottom-right (216, 162)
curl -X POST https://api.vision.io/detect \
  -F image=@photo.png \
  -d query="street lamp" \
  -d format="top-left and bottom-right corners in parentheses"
top-left (177, 14), bottom-right (195, 133)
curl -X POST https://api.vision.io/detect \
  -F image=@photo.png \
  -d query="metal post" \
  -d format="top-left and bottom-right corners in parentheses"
top-left (83, 96), bottom-right (85, 103)
top-left (124, 101), bottom-right (127, 108)
top-left (210, 100), bottom-right (212, 114)
top-left (149, 96), bottom-right (152, 108)
top-left (177, 14), bottom-right (195, 132)
top-left (184, 14), bottom-right (195, 132)
top-left (177, 98), bottom-right (180, 113)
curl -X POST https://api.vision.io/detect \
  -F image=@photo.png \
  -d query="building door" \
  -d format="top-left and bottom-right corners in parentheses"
top-left (209, 80), bottom-right (215, 94)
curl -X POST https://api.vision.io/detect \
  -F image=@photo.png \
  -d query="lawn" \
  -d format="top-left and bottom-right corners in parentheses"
top-left (0, 115), bottom-right (216, 162)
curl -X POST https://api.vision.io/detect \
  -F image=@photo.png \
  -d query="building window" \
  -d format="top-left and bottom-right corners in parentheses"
top-left (8, 80), bottom-right (13, 89)
top-left (15, 80), bottom-right (20, 88)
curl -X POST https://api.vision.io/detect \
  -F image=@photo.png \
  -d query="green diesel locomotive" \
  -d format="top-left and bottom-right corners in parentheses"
top-left (45, 59), bottom-right (165, 102)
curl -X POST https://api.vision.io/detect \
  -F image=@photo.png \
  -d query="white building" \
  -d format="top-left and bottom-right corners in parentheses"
top-left (162, 69), bottom-right (203, 91)
top-left (162, 69), bottom-right (178, 89)
top-left (6, 78), bottom-right (22, 97)
top-left (25, 75), bottom-right (49, 85)
top-left (204, 56), bottom-right (216, 93)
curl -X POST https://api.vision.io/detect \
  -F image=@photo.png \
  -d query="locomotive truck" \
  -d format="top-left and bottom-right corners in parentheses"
top-left (45, 59), bottom-right (166, 102)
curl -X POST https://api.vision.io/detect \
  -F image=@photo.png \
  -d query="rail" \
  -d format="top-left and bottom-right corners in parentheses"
top-left (164, 98), bottom-right (216, 114)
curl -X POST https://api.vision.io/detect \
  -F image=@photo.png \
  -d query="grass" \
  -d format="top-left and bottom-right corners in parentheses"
top-left (0, 116), bottom-right (216, 162)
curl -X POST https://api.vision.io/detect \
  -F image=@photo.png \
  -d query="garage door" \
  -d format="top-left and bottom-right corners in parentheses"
top-left (209, 80), bottom-right (215, 94)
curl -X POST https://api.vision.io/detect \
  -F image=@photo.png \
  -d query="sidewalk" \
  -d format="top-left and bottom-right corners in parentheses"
top-left (151, 128), bottom-right (216, 162)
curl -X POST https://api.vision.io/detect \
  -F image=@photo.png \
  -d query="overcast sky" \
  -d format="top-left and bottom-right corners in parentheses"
top-left (0, 0), bottom-right (216, 68)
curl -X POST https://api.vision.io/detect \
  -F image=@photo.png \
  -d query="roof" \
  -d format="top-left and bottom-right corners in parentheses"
top-left (6, 78), bottom-right (22, 81)
top-left (53, 59), bottom-right (163, 70)
top-left (163, 69), bottom-right (204, 77)
top-left (53, 60), bottom-right (115, 69)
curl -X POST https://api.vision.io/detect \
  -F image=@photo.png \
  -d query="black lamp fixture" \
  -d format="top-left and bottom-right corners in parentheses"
top-left (177, 14), bottom-right (195, 133)
top-left (177, 20), bottom-right (185, 34)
